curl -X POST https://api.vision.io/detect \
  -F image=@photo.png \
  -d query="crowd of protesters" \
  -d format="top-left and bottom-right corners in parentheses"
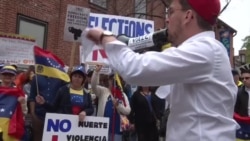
top-left (0, 63), bottom-right (167, 141)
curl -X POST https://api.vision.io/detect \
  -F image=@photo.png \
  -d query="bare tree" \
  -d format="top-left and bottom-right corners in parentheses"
top-left (108, 0), bottom-right (169, 20)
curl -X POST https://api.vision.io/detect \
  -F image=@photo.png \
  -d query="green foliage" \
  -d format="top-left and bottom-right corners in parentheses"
top-left (242, 35), bottom-right (250, 63)
top-left (242, 35), bottom-right (250, 49)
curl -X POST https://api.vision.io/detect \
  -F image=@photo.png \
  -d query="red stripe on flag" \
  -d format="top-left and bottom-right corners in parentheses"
top-left (34, 46), bottom-right (65, 67)
top-left (52, 135), bottom-right (58, 141)
top-left (92, 50), bottom-right (98, 61)
top-left (99, 49), bottom-right (107, 58)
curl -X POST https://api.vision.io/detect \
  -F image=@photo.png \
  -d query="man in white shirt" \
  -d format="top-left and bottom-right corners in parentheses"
top-left (85, 0), bottom-right (238, 141)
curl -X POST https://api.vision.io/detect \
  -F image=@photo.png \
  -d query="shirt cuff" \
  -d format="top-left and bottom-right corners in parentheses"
top-left (106, 40), bottom-right (127, 46)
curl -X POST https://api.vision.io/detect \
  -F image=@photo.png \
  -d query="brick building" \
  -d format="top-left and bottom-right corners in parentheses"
top-left (0, 0), bottom-right (166, 66)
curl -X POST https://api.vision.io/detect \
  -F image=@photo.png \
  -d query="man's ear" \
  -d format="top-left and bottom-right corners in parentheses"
top-left (183, 10), bottom-right (194, 24)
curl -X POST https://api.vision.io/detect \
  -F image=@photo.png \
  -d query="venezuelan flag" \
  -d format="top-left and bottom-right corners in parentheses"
top-left (0, 87), bottom-right (24, 141)
top-left (112, 73), bottom-right (126, 107)
top-left (34, 46), bottom-right (70, 82)
top-left (234, 113), bottom-right (250, 141)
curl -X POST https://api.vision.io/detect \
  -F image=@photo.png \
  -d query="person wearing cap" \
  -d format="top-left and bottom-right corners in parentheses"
top-left (0, 65), bottom-right (26, 141)
top-left (0, 65), bottom-right (17, 87)
top-left (35, 65), bottom-right (93, 121)
top-left (85, 0), bottom-right (237, 141)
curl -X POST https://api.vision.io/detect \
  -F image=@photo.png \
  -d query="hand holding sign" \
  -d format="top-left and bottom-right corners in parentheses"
top-left (86, 27), bottom-right (104, 44)
top-left (81, 29), bottom-right (112, 74)
top-left (79, 111), bottom-right (86, 122)
top-left (95, 65), bottom-right (102, 72)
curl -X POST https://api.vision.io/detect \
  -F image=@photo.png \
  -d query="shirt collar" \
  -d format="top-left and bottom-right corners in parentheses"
top-left (245, 87), bottom-right (250, 92)
top-left (179, 31), bottom-right (215, 46)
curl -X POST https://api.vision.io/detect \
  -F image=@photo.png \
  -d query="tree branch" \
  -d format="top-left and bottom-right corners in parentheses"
top-left (159, 0), bottom-right (167, 7)
top-left (220, 0), bottom-right (232, 15)
top-left (127, 12), bottom-right (165, 19)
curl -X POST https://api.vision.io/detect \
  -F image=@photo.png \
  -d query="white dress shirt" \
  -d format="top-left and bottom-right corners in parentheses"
top-left (103, 31), bottom-right (238, 141)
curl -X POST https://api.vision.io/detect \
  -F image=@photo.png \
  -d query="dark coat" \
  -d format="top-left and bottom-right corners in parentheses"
top-left (44, 84), bottom-right (94, 115)
top-left (235, 86), bottom-right (249, 116)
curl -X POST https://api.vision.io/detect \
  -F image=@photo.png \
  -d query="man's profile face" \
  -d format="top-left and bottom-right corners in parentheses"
top-left (166, 0), bottom-right (184, 46)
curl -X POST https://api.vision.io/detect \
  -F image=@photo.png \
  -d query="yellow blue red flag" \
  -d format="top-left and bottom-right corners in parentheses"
top-left (0, 87), bottom-right (25, 141)
top-left (33, 46), bottom-right (70, 82)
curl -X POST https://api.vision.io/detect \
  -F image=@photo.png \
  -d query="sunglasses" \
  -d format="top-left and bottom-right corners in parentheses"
top-left (242, 77), bottom-right (250, 80)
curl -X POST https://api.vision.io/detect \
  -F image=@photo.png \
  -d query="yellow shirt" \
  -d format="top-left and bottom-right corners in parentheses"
top-left (70, 88), bottom-right (84, 114)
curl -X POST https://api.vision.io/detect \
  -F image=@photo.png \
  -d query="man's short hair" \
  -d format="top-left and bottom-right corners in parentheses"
top-left (232, 69), bottom-right (239, 76)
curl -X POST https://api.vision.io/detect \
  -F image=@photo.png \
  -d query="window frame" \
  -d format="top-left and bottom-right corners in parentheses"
top-left (134, 0), bottom-right (147, 19)
top-left (16, 14), bottom-right (48, 49)
top-left (89, 0), bottom-right (107, 9)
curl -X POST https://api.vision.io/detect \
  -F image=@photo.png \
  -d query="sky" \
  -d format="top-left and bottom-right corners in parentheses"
top-left (219, 0), bottom-right (250, 55)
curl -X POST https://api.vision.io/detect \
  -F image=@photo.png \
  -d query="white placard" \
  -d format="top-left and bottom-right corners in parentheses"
top-left (42, 113), bottom-right (109, 141)
top-left (64, 5), bottom-right (90, 42)
top-left (86, 64), bottom-right (112, 75)
top-left (0, 33), bottom-right (36, 65)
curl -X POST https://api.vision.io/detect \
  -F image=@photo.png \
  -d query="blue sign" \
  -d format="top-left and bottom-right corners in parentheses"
top-left (220, 30), bottom-right (231, 57)
top-left (47, 119), bottom-right (72, 132)
top-left (88, 13), bottom-right (154, 37)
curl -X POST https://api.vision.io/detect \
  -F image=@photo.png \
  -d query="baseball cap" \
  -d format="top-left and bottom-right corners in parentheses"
top-left (71, 65), bottom-right (86, 77)
top-left (0, 65), bottom-right (17, 75)
top-left (188, 0), bottom-right (221, 25)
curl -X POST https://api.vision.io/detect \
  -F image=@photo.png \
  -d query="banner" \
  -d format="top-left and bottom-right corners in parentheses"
top-left (220, 30), bottom-right (231, 57)
top-left (64, 5), bottom-right (90, 42)
top-left (42, 113), bottom-right (109, 141)
top-left (88, 13), bottom-right (154, 37)
top-left (0, 32), bottom-right (36, 65)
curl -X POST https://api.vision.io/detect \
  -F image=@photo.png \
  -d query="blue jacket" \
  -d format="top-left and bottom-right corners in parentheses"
top-left (29, 75), bottom-right (67, 120)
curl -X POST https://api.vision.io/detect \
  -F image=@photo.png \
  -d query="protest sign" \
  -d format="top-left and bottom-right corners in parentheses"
top-left (43, 113), bottom-right (109, 141)
top-left (0, 32), bottom-right (36, 65)
top-left (88, 13), bottom-right (154, 37)
top-left (80, 45), bottom-right (111, 74)
top-left (81, 13), bottom-right (154, 73)
top-left (64, 5), bottom-right (90, 43)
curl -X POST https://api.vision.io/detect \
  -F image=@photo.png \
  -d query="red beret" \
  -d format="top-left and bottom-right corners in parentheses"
top-left (188, 0), bottom-right (221, 25)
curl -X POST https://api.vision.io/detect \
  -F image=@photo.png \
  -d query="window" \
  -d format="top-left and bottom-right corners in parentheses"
top-left (135, 0), bottom-right (147, 19)
top-left (89, 0), bottom-right (107, 9)
top-left (16, 14), bottom-right (48, 48)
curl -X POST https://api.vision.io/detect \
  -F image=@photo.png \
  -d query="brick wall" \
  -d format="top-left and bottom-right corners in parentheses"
top-left (0, 0), bottom-right (166, 66)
